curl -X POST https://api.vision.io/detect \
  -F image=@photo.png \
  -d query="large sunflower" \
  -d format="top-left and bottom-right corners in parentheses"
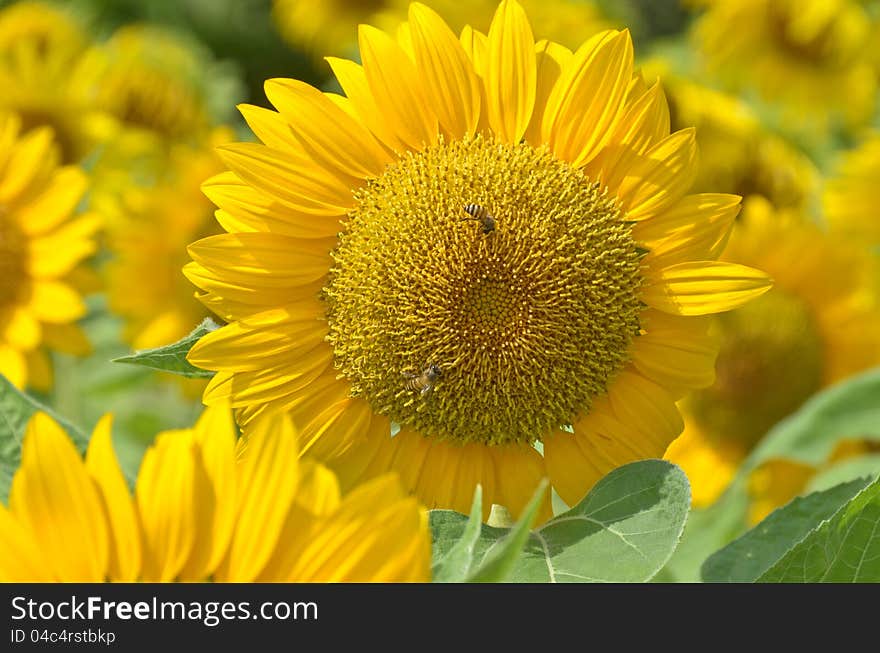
top-left (0, 408), bottom-right (429, 582)
top-left (694, 0), bottom-right (877, 129)
top-left (666, 197), bottom-right (880, 510)
top-left (824, 132), bottom-right (880, 245)
top-left (0, 113), bottom-right (98, 390)
top-left (187, 1), bottom-right (771, 518)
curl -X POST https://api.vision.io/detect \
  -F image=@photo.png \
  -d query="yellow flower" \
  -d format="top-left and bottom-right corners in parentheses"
top-left (79, 24), bottom-right (214, 147)
top-left (0, 113), bottom-right (98, 390)
top-left (105, 129), bottom-right (230, 351)
top-left (186, 1), bottom-right (771, 519)
top-left (694, 0), bottom-right (877, 129)
top-left (824, 132), bottom-right (880, 244)
top-left (0, 407), bottom-right (430, 582)
top-left (273, 0), bottom-right (611, 57)
top-left (0, 1), bottom-right (108, 163)
top-left (645, 61), bottom-right (819, 213)
top-left (666, 197), bottom-right (880, 508)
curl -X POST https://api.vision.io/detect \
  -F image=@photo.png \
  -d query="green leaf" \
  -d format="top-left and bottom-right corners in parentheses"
top-left (758, 476), bottom-right (880, 582)
top-left (431, 485), bottom-right (486, 582)
top-left (112, 318), bottom-right (219, 379)
top-left (744, 367), bottom-right (880, 473)
top-left (429, 460), bottom-right (690, 583)
top-left (467, 479), bottom-right (548, 582)
top-left (0, 375), bottom-right (88, 504)
top-left (702, 477), bottom-right (872, 582)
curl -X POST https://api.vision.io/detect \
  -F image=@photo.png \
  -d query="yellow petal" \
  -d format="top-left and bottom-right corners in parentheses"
top-left (221, 413), bottom-right (300, 582)
top-left (358, 24), bottom-right (438, 150)
top-left (409, 3), bottom-right (481, 138)
top-left (188, 307), bottom-right (327, 372)
top-left (630, 310), bottom-right (718, 395)
top-left (2, 308), bottom-right (41, 351)
top-left (0, 503), bottom-right (51, 581)
top-left (9, 412), bottom-right (109, 581)
top-left (85, 414), bottom-right (141, 582)
top-left (27, 280), bottom-right (86, 323)
top-left (27, 212), bottom-right (100, 278)
top-left (485, 0), bottom-right (536, 143)
top-left (616, 128), bottom-right (698, 221)
top-left (0, 343), bottom-right (27, 387)
top-left (643, 261), bottom-right (774, 316)
top-left (285, 474), bottom-right (430, 582)
top-left (136, 432), bottom-right (201, 582)
top-left (299, 396), bottom-right (373, 460)
top-left (524, 39), bottom-right (572, 146)
top-left (216, 143), bottom-right (354, 216)
top-left (40, 322), bottom-right (92, 356)
top-left (264, 78), bottom-right (391, 178)
top-left (16, 166), bottom-right (88, 236)
top-left (325, 56), bottom-right (407, 152)
top-left (0, 126), bottom-right (55, 204)
top-left (544, 30), bottom-right (633, 167)
top-left (635, 193), bottom-right (740, 268)
top-left (190, 405), bottom-right (238, 575)
top-left (237, 103), bottom-right (300, 151)
top-left (24, 348), bottom-right (52, 392)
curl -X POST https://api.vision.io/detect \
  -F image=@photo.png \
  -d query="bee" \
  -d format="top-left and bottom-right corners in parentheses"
top-left (403, 363), bottom-right (442, 395)
top-left (460, 204), bottom-right (496, 234)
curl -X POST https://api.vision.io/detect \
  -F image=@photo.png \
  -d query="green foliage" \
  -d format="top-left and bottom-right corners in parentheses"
top-left (431, 460), bottom-right (690, 583)
top-left (702, 477), bottom-right (872, 582)
top-left (113, 318), bottom-right (218, 379)
top-left (663, 368), bottom-right (880, 582)
top-left (0, 375), bottom-right (88, 504)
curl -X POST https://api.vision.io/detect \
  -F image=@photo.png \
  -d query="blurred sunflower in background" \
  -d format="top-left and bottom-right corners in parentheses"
top-left (0, 113), bottom-right (98, 390)
top-left (665, 197), bottom-right (880, 517)
top-left (645, 62), bottom-right (819, 217)
top-left (0, 1), bottom-right (109, 164)
top-left (104, 128), bottom-right (230, 353)
top-left (186, 0), bottom-right (771, 520)
top-left (272, 0), bottom-right (612, 58)
top-left (824, 133), bottom-right (880, 246)
top-left (0, 407), bottom-right (430, 582)
top-left (693, 0), bottom-right (878, 132)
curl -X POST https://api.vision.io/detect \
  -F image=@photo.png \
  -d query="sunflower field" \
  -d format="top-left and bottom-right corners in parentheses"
top-left (2, 0), bottom-right (880, 589)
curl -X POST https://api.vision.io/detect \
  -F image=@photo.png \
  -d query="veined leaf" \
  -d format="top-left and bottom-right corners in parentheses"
top-left (112, 318), bottom-right (219, 378)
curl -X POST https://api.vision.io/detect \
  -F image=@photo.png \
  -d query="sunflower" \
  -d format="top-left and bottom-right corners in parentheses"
top-left (187, 1), bottom-right (771, 518)
top-left (0, 407), bottom-right (429, 582)
top-left (666, 197), bottom-right (880, 509)
top-left (105, 129), bottom-right (230, 351)
top-left (824, 132), bottom-right (880, 245)
top-left (0, 113), bottom-right (98, 391)
top-left (694, 0), bottom-right (877, 129)
top-left (273, 0), bottom-right (611, 57)
top-left (0, 1), bottom-right (108, 164)
top-left (644, 61), bottom-right (819, 214)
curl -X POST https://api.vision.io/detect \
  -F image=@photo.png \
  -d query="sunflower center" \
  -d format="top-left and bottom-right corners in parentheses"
top-left (324, 135), bottom-right (644, 446)
top-left (0, 206), bottom-right (27, 307)
top-left (689, 290), bottom-right (824, 449)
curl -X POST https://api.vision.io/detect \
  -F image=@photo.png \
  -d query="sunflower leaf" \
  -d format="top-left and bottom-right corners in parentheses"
top-left (0, 374), bottom-right (88, 504)
top-left (431, 485), bottom-right (485, 582)
top-left (429, 460), bottom-right (690, 583)
top-left (701, 476), bottom-right (873, 582)
top-left (112, 318), bottom-right (219, 379)
top-left (467, 479), bottom-right (548, 583)
top-left (757, 476), bottom-right (880, 582)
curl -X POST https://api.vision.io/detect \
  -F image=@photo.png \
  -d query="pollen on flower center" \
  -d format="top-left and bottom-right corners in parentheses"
top-left (0, 208), bottom-right (27, 307)
top-left (689, 290), bottom-right (824, 448)
top-left (323, 134), bottom-right (644, 446)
